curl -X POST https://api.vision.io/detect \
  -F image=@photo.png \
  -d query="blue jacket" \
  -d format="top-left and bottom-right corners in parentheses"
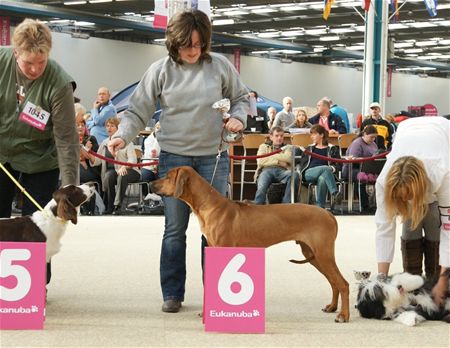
top-left (86, 100), bottom-right (117, 143)
top-left (309, 112), bottom-right (347, 134)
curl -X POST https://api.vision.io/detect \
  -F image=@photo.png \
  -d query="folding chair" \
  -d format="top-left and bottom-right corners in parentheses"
top-left (357, 158), bottom-right (386, 212)
top-left (239, 134), bottom-right (268, 201)
top-left (290, 133), bottom-right (312, 148)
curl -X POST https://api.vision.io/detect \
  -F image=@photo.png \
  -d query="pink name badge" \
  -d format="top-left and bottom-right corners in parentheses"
top-left (0, 242), bottom-right (46, 330)
top-left (204, 247), bottom-right (265, 334)
top-left (18, 101), bottom-right (50, 131)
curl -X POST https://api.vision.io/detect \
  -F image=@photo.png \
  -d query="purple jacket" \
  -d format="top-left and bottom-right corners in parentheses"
top-left (342, 136), bottom-right (378, 179)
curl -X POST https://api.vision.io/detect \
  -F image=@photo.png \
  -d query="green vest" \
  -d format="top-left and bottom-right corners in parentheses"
top-left (0, 47), bottom-right (74, 173)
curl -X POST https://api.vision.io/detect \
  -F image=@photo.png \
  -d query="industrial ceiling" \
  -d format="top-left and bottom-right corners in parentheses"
top-left (2, 0), bottom-right (449, 77)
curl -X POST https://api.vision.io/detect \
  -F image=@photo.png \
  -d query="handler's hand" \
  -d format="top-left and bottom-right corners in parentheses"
top-left (432, 275), bottom-right (448, 307)
top-left (117, 166), bottom-right (128, 176)
top-left (108, 138), bottom-right (125, 157)
top-left (225, 118), bottom-right (244, 133)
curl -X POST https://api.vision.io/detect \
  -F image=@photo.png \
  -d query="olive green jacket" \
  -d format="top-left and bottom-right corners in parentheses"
top-left (0, 47), bottom-right (79, 185)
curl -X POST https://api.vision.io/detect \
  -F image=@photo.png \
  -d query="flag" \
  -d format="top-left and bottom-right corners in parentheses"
top-left (390, 0), bottom-right (399, 22)
top-left (423, 0), bottom-right (438, 17)
top-left (361, 0), bottom-right (371, 12)
top-left (153, 0), bottom-right (211, 29)
top-left (323, 0), bottom-right (335, 21)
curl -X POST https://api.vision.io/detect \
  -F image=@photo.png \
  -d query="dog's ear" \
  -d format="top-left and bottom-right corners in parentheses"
top-left (57, 197), bottom-right (78, 224)
top-left (173, 168), bottom-right (187, 198)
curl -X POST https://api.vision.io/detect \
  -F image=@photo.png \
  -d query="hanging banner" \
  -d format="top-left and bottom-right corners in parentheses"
top-left (203, 247), bottom-right (265, 334)
top-left (154, 0), bottom-right (211, 29)
top-left (0, 17), bottom-right (11, 46)
top-left (387, 65), bottom-right (392, 97)
top-left (423, 0), bottom-right (438, 17)
top-left (233, 47), bottom-right (240, 74)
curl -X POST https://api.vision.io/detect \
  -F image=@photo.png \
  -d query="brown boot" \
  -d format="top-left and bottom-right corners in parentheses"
top-left (401, 238), bottom-right (423, 275)
top-left (424, 239), bottom-right (440, 279)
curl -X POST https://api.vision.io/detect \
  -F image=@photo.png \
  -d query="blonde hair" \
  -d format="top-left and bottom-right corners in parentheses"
top-left (105, 117), bottom-right (120, 128)
top-left (12, 19), bottom-right (52, 55)
top-left (385, 156), bottom-right (429, 229)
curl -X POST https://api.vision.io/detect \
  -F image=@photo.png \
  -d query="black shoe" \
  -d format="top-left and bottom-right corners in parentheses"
top-left (112, 206), bottom-right (122, 215)
top-left (162, 299), bottom-right (182, 313)
top-left (331, 191), bottom-right (342, 210)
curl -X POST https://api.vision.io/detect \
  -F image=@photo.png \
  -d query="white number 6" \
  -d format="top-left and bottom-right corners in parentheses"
top-left (0, 249), bottom-right (32, 301)
top-left (218, 253), bottom-right (254, 305)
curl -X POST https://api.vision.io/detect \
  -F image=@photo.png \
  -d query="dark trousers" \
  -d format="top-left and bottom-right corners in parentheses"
top-left (0, 163), bottom-right (59, 284)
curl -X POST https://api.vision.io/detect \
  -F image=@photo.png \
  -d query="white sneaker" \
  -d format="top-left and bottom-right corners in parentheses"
top-left (144, 193), bottom-right (162, 201)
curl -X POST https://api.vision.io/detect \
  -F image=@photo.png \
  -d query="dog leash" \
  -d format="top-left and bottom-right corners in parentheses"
top-left (0, 162), bottom-right (48, 216)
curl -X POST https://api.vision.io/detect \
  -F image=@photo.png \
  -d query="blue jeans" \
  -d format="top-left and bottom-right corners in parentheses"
top-left (158, 150), bottom-right (229, 301)
top-left (304, 165), bottom-right (338, 208)
top-left (254, 167), bottom-right (299, 204)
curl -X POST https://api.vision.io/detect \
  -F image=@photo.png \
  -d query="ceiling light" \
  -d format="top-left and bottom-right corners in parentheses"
top-left (354, 26), bottom-right (365, 32)
top-left (412, 67), bottom-right (436, 71)
top-left (271, 49), bottom-right (300, 54)
top-left (305, 29), bottom-right (327, 35)
top-left (346, 45), bottom-right (365, 50)
top-left (340, 1), bottom-right (364, 7)
top-left (310, 3), bottom-right (326, 10)
top-left (404, 48), bottom-right (423, 53)
top-left (212, 19), bottom-right (235, 26)
top-left (409, 22), bottom-right (437, 28)
top-left (251, 50), bottom-right (269, 54)
top-left (50, 19), bottom-right (71, 24)
top-left (320, 36), bottom-right (341, 42)
top-left (74, 21), bottom-right (95, 26)
top-left (251, 8), bottom-right (278, 14)
top-left (280, 5), bottom-right (306, 11)
top-left (89, 0), bottom-right (112, 3)
top-left (439, 39), bottom-right (450, 45)
top-left (258, 32), bottom-right (281, 38)
top-left (281, 30), bottom-right (304, 37)
top-left (437, 4), bottom-right (450, 9)
top-left (389, 23), bottom-right (408, 30)
top-left (223, 10), bottom-right (249, 16)
top-left (415, 41), bottom-right (437, 47)
top-left (436, 20), bottom-right (450, 26)
top-left (406, 54), bottom-right (418, 57)
top-left (396, 68), bottom-right (414, 71)
top-left (314, 47), bottom-right (326, 52)
top-left (330, 28), bottom-right (355, 34)
top-left (153, 38), bottom-right (166, 42)
top-left (64, 1), bottom-right (86, 4)
top-left (394, 42), bottom-right (414, 48)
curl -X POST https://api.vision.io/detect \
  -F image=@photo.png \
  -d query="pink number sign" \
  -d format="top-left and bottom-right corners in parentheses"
top-left (204, 247), bottom-right (265, 333)
top-left (0, 242), bottom-right (46, 330)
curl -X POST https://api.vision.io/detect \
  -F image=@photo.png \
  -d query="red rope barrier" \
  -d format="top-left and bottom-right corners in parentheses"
top-left (228, 148), bottom-right (282, 160)
top-left (302, 148), bottom-right (389, 164)
top-left (88, 150), bottom-right (159, 167)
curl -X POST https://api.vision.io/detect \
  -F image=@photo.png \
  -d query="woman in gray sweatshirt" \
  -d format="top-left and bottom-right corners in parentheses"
top-left (108, 10), bottom-right (249, 313)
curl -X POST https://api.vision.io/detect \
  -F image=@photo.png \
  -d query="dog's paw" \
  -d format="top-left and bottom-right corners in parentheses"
top-left (394, 311), bottom-right (424, 326)
top-left (334, 312), bottom-right (350, 323)
top-left (322, 304), bottom-right (338, 313)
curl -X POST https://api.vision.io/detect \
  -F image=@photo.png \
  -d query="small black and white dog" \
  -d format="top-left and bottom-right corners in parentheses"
top-left (0, 184), bottom-right (94, 262)
top-left (355, 271), bottom-right (450, 326)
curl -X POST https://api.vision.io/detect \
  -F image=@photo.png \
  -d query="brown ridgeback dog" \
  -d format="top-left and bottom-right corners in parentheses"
top-left (150, 166), bottom-right (350, 323)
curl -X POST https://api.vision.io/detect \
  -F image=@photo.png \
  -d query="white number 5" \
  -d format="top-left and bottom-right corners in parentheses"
top-left (0, 249), bottom-right (32, 301)
top-left (218, 253), bottom-right (254, 305)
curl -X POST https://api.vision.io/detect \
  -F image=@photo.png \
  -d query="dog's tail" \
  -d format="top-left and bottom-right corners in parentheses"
top-left (289, 256), bottom-right (315, 264)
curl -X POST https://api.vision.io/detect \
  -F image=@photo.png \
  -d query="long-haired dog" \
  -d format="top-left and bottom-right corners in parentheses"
top-left (356, 271), bottom-right (450, 326)
top-left (0, 184), bottom-right (94, 261)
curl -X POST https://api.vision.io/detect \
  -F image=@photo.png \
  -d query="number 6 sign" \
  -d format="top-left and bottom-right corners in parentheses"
top-left (0, 242), bottom-right (46, 330)
top-left (204, 247), bottom-right (265, 333)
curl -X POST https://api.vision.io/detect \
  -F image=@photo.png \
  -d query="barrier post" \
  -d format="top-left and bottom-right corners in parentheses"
top-left (203, 247), bottom-right (265, 333)
top-left (0, 242), bottom-right (46, 330)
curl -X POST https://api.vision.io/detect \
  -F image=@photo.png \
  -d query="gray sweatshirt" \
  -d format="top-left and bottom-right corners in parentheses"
top-left (115, 53), bottom-right (249, 156)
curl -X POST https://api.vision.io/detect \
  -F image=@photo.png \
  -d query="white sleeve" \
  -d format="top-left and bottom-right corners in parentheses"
top-left (437, 171), bottom-right (450, 267)
top-left (375, 180), bottom-right (397, 263)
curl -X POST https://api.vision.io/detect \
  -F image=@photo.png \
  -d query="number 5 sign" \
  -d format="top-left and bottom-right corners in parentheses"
top-left (204, 247), bottom-right (265, 333)
top-left (0, 242), bottom-right (46, 330)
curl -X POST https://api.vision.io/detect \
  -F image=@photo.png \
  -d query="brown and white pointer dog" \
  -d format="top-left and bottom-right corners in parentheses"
top-left (150, 166), bottom-right (350, 323)
top-left (0, 184), bottom-right (94, 262)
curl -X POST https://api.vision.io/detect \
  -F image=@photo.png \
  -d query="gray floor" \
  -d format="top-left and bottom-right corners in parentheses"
top-left (1, 215), bottom-right (449, 347)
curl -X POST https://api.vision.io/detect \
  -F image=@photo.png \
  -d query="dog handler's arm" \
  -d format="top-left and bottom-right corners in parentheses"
top-left (432, 268), bottom-right (449, 306)
top-left (108, 138), bottom-right (125, 157)
top-left (375, 180), bottom-right (396, 277)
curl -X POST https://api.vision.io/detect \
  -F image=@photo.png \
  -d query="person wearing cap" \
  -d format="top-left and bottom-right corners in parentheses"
top-left (0, 18), bottom-right (79, 286)
top-left (360, 102), bottom-right (393, 150)
top-left (309, 98), bottom-right (347, 135)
